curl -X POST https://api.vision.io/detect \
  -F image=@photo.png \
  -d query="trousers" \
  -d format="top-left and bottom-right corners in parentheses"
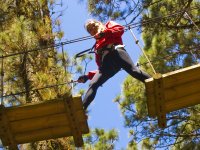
top-left (83, 47), bottom-right (151, 110)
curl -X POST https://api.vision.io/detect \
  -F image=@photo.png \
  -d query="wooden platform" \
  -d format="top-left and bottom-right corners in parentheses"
top-left (0, 95), bottom-right (89, 149)
top-left (145, 63), bottom-right (200, 128)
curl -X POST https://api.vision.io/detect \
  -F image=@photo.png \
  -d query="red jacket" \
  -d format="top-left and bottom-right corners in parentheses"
top-left (87, 21), bottom-right (124, 79)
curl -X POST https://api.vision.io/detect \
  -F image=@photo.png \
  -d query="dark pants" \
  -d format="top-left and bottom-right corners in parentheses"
top-left (83, 47), bottom-right (151, 110)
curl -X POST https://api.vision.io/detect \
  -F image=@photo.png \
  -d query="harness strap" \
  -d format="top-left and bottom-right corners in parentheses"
top-left (75, 44), bottom-right (95, 58)
top-left (99, 44), bottom-right (125, 62)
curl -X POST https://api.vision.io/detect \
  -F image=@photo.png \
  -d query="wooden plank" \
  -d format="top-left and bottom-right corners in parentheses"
top-left (145, 64), bottom-right (200, 128)
top-left (0, 105), bottom-right (18, 149)
top-left (145, 64), bottom-right (200, 96)
top-left (6, 96), bottom-right (83, 122)
top-left (165, 91), bottom-right (200, 113)
top-left (14, 126), bottom-right (72, 144)
top-left (10, 113), bottom-right (70, 134)
top-left (162, 63), bottom-right (200, 88)
top-left (13, 121), bottom-right (88, 145)
top-left (0, 106), bottom-right (10, 146)
top-left (10, 110), bottom-right (88, 134)
top-left (165, 78), bottom-right (200, 101)
top-left (6, 99), bottom-right (65, 121)
top-left (153, 74), bottom-right (166, 128)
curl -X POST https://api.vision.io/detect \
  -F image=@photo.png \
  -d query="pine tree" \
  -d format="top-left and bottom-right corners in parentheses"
top-left (118, 0), bottom-right (200, 149)
top-left (84, 0), bottom-right (200, 149)
top-left (84, 128), bottom-right (119, 150)
top-left (0, 0), bottom-right (74, 149)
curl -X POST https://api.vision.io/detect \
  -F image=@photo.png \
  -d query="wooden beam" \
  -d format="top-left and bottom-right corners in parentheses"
top-left (145, 80), bottom-right (156, 117)
top-left (0, 105), bottom-right (18, 149)
top-left (153, 74), bottom-right (166, 128)
top-left (64, 96), bottom-right (85, 147)
top-left (10, 113), bottom-right (70, 134)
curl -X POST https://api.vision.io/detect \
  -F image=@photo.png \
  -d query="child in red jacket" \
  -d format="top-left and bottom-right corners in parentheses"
top-left (78, 19), bottom-right (150, 110)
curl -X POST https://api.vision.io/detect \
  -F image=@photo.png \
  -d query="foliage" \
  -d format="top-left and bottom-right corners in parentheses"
top-left (0, 0), bottom-right (118, 149)
top-left (115, 0), bottom-right (200, 149)
top-left (84, 0), bottom-right (170, 23)
top-left (83, 0), bottom-right (200, 149)
top-left (0, 0), bottom-right (73, 149)
top-left (84, 128), bottom-right (119, 150)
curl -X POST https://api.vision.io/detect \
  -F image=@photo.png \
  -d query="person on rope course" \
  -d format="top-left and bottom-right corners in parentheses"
top-left (78, 19), bottom-right (151, 110)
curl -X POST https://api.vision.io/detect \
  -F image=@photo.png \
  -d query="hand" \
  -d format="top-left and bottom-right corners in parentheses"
top-left (77, 75), bottom-right (88, 83)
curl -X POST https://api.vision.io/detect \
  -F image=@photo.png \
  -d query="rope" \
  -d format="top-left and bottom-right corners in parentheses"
top-left (124, 18), bottom-right (157, 74)
top-left (184, 12), bottom-right (200, 32)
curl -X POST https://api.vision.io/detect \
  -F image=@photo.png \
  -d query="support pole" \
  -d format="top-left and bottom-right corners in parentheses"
top-left (64, 96), bottom-right (83, 147)
top-left (1, 55), bottom-right (4, 105)
top-left (153, 74), bottom-right (166, 128)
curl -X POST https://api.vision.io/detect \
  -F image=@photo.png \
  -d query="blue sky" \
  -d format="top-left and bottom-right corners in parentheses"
top-left (61, 0), bottom-right (142, 149)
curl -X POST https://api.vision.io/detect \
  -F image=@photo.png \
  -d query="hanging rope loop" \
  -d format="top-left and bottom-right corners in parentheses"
top-left (75, 44), bottom-right (95, 58)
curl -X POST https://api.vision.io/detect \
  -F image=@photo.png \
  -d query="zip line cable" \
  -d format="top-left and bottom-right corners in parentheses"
top-left (0, 7), bottom-right (199, 98)
top-left (0, 35), bottom-right (93, 59)
top-left (0, 6), bottom-right (198, 59)
top-left (2, 80), bottom-right (78, 98)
